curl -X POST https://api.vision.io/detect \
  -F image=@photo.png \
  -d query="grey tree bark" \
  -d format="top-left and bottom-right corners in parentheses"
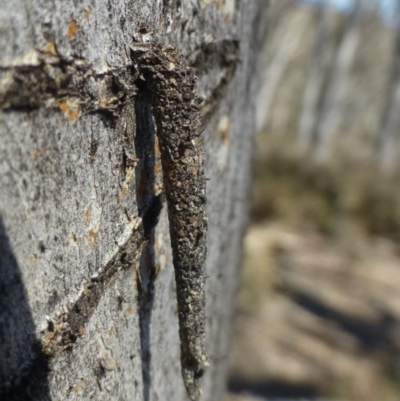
top-left (0, 1), bottom-right (268, 401)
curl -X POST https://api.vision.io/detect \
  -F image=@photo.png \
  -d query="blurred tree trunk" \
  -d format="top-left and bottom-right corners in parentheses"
top-left (314, 3), bottom-right (361, 162)
top-left (297, 1), bottom-right (336, 153)
top-left (379, 0), bottom-right (400, 173)
top-left (0, 1), bottom-right (268, 400)
top-left (256, 2), bottom-right (309, 132)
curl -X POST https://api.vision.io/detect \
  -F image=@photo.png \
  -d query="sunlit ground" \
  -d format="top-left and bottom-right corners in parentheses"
top-left (224, 143), bottom-right (400, 401)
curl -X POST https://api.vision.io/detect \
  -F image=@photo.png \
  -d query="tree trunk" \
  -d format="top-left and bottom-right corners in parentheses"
top-left (0, 1), bottom-right (268, 401)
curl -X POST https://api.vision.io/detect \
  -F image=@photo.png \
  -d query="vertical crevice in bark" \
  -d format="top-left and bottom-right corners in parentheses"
top-left (134, 93), bottom-right (162, 401)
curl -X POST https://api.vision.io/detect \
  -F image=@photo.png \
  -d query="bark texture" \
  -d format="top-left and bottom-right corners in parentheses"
top-left (0, 1), bottom-right (268, 400)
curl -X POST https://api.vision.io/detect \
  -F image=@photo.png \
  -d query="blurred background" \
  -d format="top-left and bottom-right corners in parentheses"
top-left (225, 0), bottom-right (400, 400)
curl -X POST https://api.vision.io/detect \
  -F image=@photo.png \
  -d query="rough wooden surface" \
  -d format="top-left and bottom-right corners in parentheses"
top-left (0, 1), bottom-right (268, 400)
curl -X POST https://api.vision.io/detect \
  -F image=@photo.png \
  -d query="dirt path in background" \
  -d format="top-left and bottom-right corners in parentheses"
top-left (225, 222), bottom-right (400, 401)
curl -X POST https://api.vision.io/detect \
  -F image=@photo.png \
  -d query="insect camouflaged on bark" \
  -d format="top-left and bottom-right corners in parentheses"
top-left (130, 43), bottom-right (208, 401)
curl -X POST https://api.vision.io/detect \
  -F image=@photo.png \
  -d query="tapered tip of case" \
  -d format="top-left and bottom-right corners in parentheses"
top-left (182, 358), bottom-right (209, 401)
top-left (182, 368), bottom-right (202, 401)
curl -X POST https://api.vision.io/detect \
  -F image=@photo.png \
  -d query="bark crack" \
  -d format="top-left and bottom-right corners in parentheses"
top-left (0, 44), bottom-right (136, 119)
top-left (0, 39), bottom-right (239, 123)
top-left (40, 219), bottom-right (146, 356)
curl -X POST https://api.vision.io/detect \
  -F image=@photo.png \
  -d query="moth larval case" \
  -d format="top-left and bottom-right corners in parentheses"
top-left (131, 43), bottom-right (208, 401)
